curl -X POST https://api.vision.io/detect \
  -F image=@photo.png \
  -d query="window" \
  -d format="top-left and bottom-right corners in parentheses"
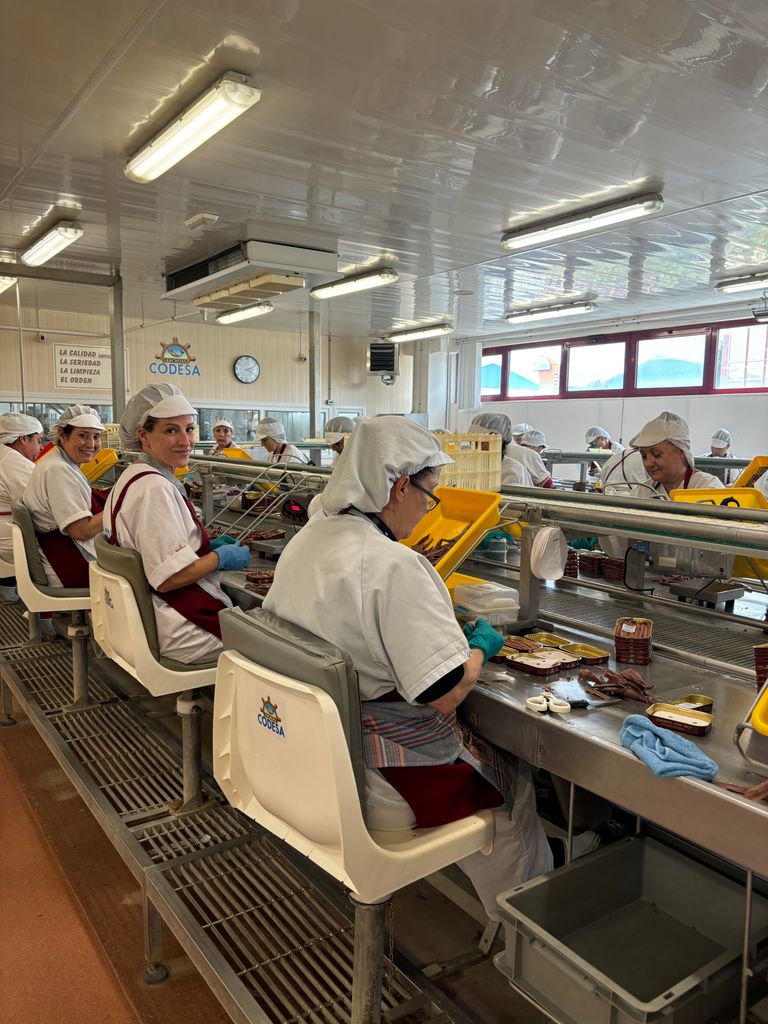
top-left (715, 324), bottom-right (768, 390)
top-left (635, 334), bottom-right (706, 390)
top-left (567, 341), bottom-right (625, 392)
top-left (480, 353), bottom-right (503, 397)
top-left (507, 344), bottom-right (561, 398)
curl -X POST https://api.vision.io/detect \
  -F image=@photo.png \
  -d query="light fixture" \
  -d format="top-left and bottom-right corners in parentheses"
top-left (387, 322), bottom-right (454, 343)
top-left (715, 270), bottom-right (768, 294)
top-left (501, 193), bottom-right (664, 250)
top-left (0, 275), bottom-right (16, 295)
top-left (125, 72), bottom-right (261, 184)
top-left (21, 221), bottom-right (83, 266)
top-left (309, 267), bottom-right (398, 299)
top-left (504, 300), bottom-right (596, 325)
top-left (752, 302), bottom-right (768, 324)
top-left (216, 301), bottom-right (274, 325)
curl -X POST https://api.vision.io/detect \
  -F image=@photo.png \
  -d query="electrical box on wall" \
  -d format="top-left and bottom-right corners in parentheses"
top-left (367, 342), bottom-right (399, 376)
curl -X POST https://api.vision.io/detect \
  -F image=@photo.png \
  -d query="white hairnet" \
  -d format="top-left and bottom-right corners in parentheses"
top-left (710, 428), bottom-right (732, 448)
top-left (512, 422), bottom-right (534, 436)
top-left (0, 412), bottom-right (43, 445)
top-left (585, 425), bottom-right (610, 444)
top-left (54, 404), bottom-right (104, 434)
top-left (324, 415), bottom-right (357, 444)
top-left (119, 384), bottom-right (196, 452)
top-left (521, 429), bottom-right (547, 448)
top-left (320, 416), bottom-right (453, 514)
top-left (630, 412), bottom-right (694, 467)
top-left (213, 417), bottom-right (234, 431)
top-left (254, 417), bottom-right (287, 442)
top-left (468, 413), bottom-right (513, 446)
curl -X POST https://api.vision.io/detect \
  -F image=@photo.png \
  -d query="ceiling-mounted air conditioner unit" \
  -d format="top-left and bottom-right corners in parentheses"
top-left (367, 342), bottom-right (399, 376)
top-left (162, 240), bottom-right (338, 304)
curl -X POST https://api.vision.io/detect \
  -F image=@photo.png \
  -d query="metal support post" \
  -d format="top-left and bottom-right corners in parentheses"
top-left (308, 308), bottom-right (322, 440)
top-left (173, 690), bottom-right (205, 814)
top-left (109, 271), bottom-right (126, 421)
top-left (67, 609), bottom-right (91, 710)
top-left (517, 524), bottom-right (540, 623)
top-left (740, 869), bottom-right (754, 1024)
top-left (28, 611), bottom-right (42, 644)
top-left (565, 781), bottom-right (576, 865)
top-left (350, 895), bottom-right (389, 1024)
top-left (200, 467), bottom-right (215, 525)
top-left (0, 677), bottom-right (16, 726)
top-left (142, 889), bottom-right (169, 984)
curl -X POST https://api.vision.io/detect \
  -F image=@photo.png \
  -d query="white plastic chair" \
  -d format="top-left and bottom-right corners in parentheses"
top-left (90, 534), bottom-right (217, 812)
top-left (11, 504), bottom-right (92, 709)
top-left (213, 612), bottom-right (495, 1024)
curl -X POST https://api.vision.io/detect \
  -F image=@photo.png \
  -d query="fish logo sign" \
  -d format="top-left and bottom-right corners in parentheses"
top-left (258, 696), bottom-right (285, 738)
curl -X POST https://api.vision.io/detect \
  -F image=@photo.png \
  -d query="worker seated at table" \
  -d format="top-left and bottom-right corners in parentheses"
top-left (253, 417), bottom-right (310, 466)
top-left (585, 425), bottom-right (624, 455)
top-left (696, 428), bottom-right (736, 485)
top-left (23, 405), bottom-right (107, 587)
top-left (0, 413), bottom-right (44, 601)
top-left (514, 429), bottom-right (554, 488)
top-left (211, 417), bottom-right (237, 455)
top-left (629, 412), bottom-right (724, 499)
top-left (324, 415), bottom-right (357, 458)
top-left (263, 415), bottom-right (553, 919)
top-left (103, 383), bottom-right (249, 664)
top-left (468, 412), bottom-right (534, 487)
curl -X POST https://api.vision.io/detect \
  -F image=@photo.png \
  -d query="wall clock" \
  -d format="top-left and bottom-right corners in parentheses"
top-left (233, 355), bottom-right (260, 384)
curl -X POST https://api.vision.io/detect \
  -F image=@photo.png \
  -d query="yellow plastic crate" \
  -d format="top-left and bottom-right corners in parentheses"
top-left (220, 446), bottom-right (253, 461)
top-left (671, 485), bottom-right (768, 580)
top-left (81, 447), bottom-right (118, 483)
top-left (733, 456), bottom-right (768, 490)
top-left (401, 487), bottom-right (500, 579)
top-left (436, 433), bottom-right (502, 491)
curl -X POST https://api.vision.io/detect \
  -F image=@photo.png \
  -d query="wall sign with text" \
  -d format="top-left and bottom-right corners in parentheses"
top-left (54, 344), bottom-right (112, 389)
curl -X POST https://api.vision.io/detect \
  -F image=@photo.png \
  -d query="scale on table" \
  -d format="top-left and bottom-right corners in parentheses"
top-left (669, 578), bottom-right (746, 612)
top-left (280, 491), bottom-right (315, 526)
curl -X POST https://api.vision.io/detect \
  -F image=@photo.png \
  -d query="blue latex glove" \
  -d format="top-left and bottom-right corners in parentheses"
top-left (569, 536), bottom-right (599, 551)
top-left (210, 534), bottom-right (237, 551)
top-left (478, 528), bottom-right (511, 550)
top-left (215, 542), bottom-right (251, 571)
top-left (463, 617), bottom-right (505, 664)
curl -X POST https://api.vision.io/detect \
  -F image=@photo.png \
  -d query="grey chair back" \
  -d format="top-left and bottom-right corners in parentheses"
top-left (12, 499), bottom-right (88, 598)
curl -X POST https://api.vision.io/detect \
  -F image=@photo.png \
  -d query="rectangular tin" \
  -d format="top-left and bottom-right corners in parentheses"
top-left (646, 702), bottom-right (713, 736)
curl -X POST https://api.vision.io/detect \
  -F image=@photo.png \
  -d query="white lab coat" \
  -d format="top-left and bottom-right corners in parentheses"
top-left (0, 444), bottom-right (35, 562)
top-left (264, 509), bottom-right (552, 914)
top-left (695, 451), bottom-right (736, 486)
top-left (599, 449), bottom-right (651, 496)
top-left (501, 456), bottom-right (534, 488)
top-left (632, 470), bottom-right (724, 501)
top-left (269, 443), bottom-right (310, 466)
top-left (756, 473), bottom-right (768, 501)
top-left (103, 463), bottom-right (231, 664)
top-left (504, 443), bottom-right (550, 485)
top-left (23, 447), bottom-right (96, 586)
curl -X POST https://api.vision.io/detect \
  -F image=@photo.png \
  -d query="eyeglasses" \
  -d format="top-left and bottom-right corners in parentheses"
top-left (409, 479), bottom-right (441, 511)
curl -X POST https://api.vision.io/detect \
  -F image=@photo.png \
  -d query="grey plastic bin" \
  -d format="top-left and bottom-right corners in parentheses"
top-left (496, 836), bottom-right (768, 1024)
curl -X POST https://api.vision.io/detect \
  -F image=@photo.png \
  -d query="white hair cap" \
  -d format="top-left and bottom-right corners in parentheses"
top-left (324, 415), bottom-right (357, 445)
top-left (119, 384), bottom-right (196, 452)
top-left (521, 429), bottom-right (547, 448)
top-left (213, 417), bottom-right (234, 431)
top-left (468, 413), bottom-right (513, 445)
top-left (512, 422), bottom-right (534, 436)
top-left (320, 416), bottom-right (453, 515)
top-left (585, 425), bottom-right (610, 444)
top-left (0, 412), bottom-right (43, 445)
top-left (710, 428), bottom-right (732, 448)
top-left (630, 411), bottom-right (694, 467)
top-left (254, 417), bottom-right (287, 442)
top-left (55, 404), bottom-right (104, 432)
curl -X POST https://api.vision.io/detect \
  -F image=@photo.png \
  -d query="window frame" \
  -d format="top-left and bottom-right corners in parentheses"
top-left (712, 321), bottom-right (768, 395)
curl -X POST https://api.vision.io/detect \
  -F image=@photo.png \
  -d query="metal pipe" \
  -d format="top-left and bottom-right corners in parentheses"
top-left (0, 678), bottom-right (16, 726)
top-left (15, 281), bottom-right (25, 408)
top-left (69, 609), bottom-right (90, 709)
top-left (565, 782), bottom-right (575, 865)
top-left (109, 271), bottom-right (126, 420)
top-left (517, 525), bottom-right (540, 621)
top-left (0, 323), bottom-right (110, 339)
top-left (177, 691), bottom-right (204, 812)
top-left (740, 869), bottom-right (754, 1024)
top-left (350, 896), bottom-right (389, 1024)
top-left (529, 450), bottom-right (751, 471)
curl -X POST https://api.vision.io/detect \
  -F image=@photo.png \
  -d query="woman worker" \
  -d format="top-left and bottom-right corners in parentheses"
top-left (468, 412), bottom-right (534, 487)
top-left (697, 428), bottom-right (736, 485)
top-left (211, 417), bottom-right (236, 454)
top-left (629, 412), bottom-right (723, 498)
top-left (103, 383), bottom-right (250, 663)
top-left (253, 417), bottom-right (310, 465)
top-left (23, 405), bottom-right (106, 587)
top-left (264, 416), bottom-right (552, 918)
top-left (324, 415), bottom-right (357, 458)
top-left (0, 413), bottom-right (44, 601)
top-left (585, 425), bottom-right (624, 454)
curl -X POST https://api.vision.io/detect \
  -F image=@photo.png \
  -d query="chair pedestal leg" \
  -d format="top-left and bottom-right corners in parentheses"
top-left (28, 612), bottom-right (42, 644)
top-left (170, 690), bottom-right (206, 815)
top-left (67, 610), bottom-right (91, 711)
top-left (1, 677), bottom-right (16, 726)
top-left (350, 895), bottom-right (390, 1024)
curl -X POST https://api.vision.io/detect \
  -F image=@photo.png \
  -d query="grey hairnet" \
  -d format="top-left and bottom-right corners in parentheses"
top-left (119, 384), bottom-right (196, 452)
top-left (468, 413), bottom-right (513, 446)
top-left (320, 416), bottom-right (453, 514)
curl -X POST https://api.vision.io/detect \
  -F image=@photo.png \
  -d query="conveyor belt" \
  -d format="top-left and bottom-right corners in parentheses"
top-left (539, 585), bottom-right (762, 672)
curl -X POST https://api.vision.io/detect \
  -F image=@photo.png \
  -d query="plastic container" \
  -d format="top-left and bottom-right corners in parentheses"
top-left (81, 447), bottom-right (118, 483)
top-left (453, 581), bottom-right (519, 626)
top-left (435, 432), bottom-right (502, 491)
top-left (496, 836), bottom-right (768, 1024)
top-left (401, 486), bottom-right (501, 579)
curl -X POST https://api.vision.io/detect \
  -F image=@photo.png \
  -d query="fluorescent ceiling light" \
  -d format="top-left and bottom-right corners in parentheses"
top-left (505, 300), bottom-right (596, 325)
top-left (388, 322), bottom-right (454, 343)
top-left (501, 193), bottom-right (664, 251)
top-left (216, 301), bottom-right (274, 325)
top-left (125, 72), bottom-right (261, 184)
top-left (21, 221), bottom-right (83, 266)
top-left (0, 275), bottom-right (16, 295)
top-left (715, 270), bottom-right (768, 294)
top-left (752, 307), bottom-right (768, 324)
top-left (310, 267), bottom-right (398, 299)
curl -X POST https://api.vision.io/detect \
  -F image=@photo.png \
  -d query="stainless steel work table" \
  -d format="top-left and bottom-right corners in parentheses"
top-left (464, 621), bottom-right (768, 877)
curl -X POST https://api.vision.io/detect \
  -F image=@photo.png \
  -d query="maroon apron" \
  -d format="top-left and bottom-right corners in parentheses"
top-left (107, 469), bottom-right (225, 639)
top-left (37, 490), bottom-right (106, 588)
top-left (373, 691), bottom-right (503, 828)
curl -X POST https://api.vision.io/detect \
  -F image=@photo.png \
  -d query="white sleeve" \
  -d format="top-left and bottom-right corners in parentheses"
top-left (7, 458), bottom-right (34, 502)
top-left (127, 478), bottom-right (200, 588)
top-left (363, 547), bottom-right (470, 702)
top-left (526, 450), bottom-right (550, 485)
top-left (48, 462), bottom-right (93, 533)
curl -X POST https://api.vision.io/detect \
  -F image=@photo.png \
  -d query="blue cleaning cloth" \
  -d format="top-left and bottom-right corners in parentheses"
top-left (619, 715), bottom-right (719, 781)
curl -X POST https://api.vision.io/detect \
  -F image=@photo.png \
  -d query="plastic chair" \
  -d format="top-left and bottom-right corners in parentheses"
top-left (90, 534), bottom-right (217, 812)
top-left (11, 500), bottom-right (92, 708)
top-left (213, 606), bottom-right (495, 1024)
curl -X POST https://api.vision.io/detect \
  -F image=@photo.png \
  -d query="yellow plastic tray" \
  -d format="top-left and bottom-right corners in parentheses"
top-left (400, 487), bottom-right (500, 580)
top-left (733, 456), bottom-right (768, 490)
top-left (220, 446), bottom-right (253, 461)
top-left (670, 486), bottom-right (768, 510)
top-left (81, 447), bottom-right (118, 483)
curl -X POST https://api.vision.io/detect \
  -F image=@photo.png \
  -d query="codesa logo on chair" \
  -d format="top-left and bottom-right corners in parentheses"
top-left (258, 696), bottom-right (285, 738)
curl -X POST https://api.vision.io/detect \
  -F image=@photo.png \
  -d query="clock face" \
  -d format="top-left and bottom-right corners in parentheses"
top-left (233, 355), bottom-right (260, 384)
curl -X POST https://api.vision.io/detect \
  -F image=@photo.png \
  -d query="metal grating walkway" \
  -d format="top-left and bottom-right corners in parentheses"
top-left (0, 600), bottom-right (33, 649)
top-left (2, 642), bottom-right (115, 711)
top-left (130, 804), bottom-right (258, 865)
